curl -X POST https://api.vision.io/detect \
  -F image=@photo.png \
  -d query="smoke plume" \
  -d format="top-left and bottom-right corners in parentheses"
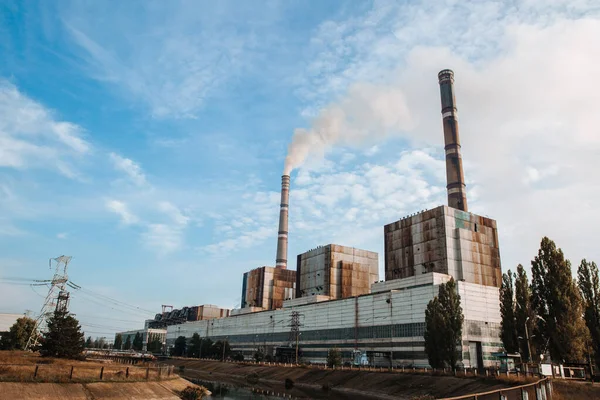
top-left (284, 82), bottom-right (413, 174)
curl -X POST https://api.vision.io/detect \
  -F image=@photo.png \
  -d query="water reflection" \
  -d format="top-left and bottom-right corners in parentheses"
top-left (191, 379), bottom-right (278, 400)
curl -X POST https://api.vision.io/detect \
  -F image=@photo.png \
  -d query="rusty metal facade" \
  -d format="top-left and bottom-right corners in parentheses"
top-left (241, 266), bottom-right (296, 310)
top-left (384, 206), bottom-right (501, 288)
top-left (438, 69), bottom-right (468, 212)
top-left (296, 244), bottom-right (379, 299)
top-left (275, 175), bottom-right (290, 269)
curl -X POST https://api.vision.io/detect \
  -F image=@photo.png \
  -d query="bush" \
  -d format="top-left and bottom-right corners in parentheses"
top-left (285, 378), bottom-right (294, 389)
top-left (232, 352), bottom-right (244, 361)
top-left (178, 365), bottom-right (186, 374)
top-left (321, 383), bottom-right (331, 392)
top-left (179, 386), bottom-right (209, 400)
top-left (246, 372), bottom-right (260, 384)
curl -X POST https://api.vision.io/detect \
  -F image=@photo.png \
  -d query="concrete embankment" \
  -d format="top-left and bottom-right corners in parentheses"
top-left (165, 359), bottom-right (516, 399)
top-left (0, 377), bottom-right (195, 400)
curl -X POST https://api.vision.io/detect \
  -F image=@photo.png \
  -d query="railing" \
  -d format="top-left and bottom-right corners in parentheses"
top-left (439, 377), bottom-right (552, 400)
top-left (0, 363), bottom-right (174, 382)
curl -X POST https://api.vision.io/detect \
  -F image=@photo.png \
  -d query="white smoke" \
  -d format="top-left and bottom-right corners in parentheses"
top-left (284, 82), bottom-right (414, 174)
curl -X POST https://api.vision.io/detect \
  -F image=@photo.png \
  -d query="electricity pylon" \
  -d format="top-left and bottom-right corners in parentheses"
top-left (25, 256), bottom-right (72, 350)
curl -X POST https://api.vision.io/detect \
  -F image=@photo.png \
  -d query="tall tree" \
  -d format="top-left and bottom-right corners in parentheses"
top-left (578, 259), bottom-right (600, 365)
top-left (424, 297), bottom-right (446, 368)
top-left (147, 334), bottom-right (163, 353)
top-left (200, 338), bottom-right (214, 358)
top-left (39, 311), bottom-right (85, 359)
top-left (85, 336), bottom-right (93, 348)
top-left (531, 237), bottom-right (589, 363)
top-left (0, 317), bottom-right (37, 350)
top-left (173, 336), bottom-right (187, 356)
top-left (424, 278), bottom-right (464, 369)
top-left (132, 332), bottom-right (143, 351)
top-left (113, 334), bottom-right (123, 350)
top-left (188, 333), bottom-right (201, 358)
top-left (326, 348), bottom-right (342, 367)
top-left (514, 264), bottom-right (534, 361)
top-left (439, 278), bottom-right (464, 369)
top-left (123, 335), bottom-right (132, 350)
top-left (500, 270), bottom-right (519, 353)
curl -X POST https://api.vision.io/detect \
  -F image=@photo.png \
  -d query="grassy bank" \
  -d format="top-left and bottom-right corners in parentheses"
top-left (165, 359), bottom-right (520, 399)
top-left (0, 351), bottom-right (171, 383)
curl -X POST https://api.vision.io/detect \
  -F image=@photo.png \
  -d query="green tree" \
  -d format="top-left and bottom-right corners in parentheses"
top-left (39, 311), bottom-right (85, 359)
top-left (123, 335), bottom-right (132, 350)
top-left (500, 270), bottom-right (519, 353)
top-left (93, 338), bottom-right (99, 348)
top-left (326, 348), bottom-right (342, 367)
top-left (212, 340), bottom-right (231, 360)
top-left (188, 333), bottom-right (202, 358)
top-left (147, 333), bottom-right (163, 353)
top-left (531, 237), bottom-right (590, 362)
top-left (439, 278), bottom-right (464, 369)
top-left (0, 317), bottom-right (37, 350)
top-left (578, 259), bottom-right (600, 365)
top-left (424, 297), bottom-right (446, 368)
top-left (253, 349), bottom-right (265, 362)
top-left (85, 336), bottom-right (93, 348)
top-left (515, 264), bottom-right (534, 361)
top-left (173, 336), bottom-right (187, 356)
top-left (424, 278), bottom-right (464, 369)
top-left (200, 338), bottom-right (214, 358)
top-left (132, 332), bottom-right (143, 351)
top-left (113, 334), bottom-right (123, 350)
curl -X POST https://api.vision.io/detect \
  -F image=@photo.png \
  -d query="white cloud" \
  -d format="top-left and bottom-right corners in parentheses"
top-left (105, 199), bottom-right (138, 225)
top-left (142, 224), bottom-right (184, 254)
top-left (61, 3), bottom-right (280, 119)
top-left (0, 80), bottom-right (90, 176)
top-left (109, 152), bottom-right (147, 186)
top-left (157, 201), bottom-right (189, 226)
top-left (293, 3), bottom-right (600, 270)
top-left (57, 232), bottom-right (68, 239)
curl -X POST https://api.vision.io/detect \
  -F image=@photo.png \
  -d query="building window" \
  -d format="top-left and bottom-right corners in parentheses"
top-left (474, 223), bottom-right (478, 232)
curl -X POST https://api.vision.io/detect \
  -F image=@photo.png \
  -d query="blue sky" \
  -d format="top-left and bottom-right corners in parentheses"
top-left (1, 0), bottom-right (600, 339)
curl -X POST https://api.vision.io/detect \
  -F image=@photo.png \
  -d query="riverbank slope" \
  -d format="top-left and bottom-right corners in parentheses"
top-left (165, 359), bottom-right (517, 399)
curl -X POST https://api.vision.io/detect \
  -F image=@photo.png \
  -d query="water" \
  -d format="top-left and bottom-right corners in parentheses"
top-left (190, 379), bottom-right (280, 400)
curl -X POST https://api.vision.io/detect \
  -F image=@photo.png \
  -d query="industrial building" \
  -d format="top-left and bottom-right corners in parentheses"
top-left (239, 266), bottom-right (297, 310)
top-left (157, 69), bottom-right (503, 368)
top-left (296, 244), bottom-right (379, 299)
top-left (115, 328), bottom-right (167, 352)
top-left (384, 206), bottom-right (501, 287)
top-left (147, 304), bottom-right (231, 328)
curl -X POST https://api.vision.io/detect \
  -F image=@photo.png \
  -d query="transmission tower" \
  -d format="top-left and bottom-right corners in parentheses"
top-left (25, 256), bottom-right (73, 350)
top-left (288, 311), bottom-right (303, 363)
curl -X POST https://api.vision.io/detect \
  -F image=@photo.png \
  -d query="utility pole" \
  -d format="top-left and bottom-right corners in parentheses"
top-left (222, 337), bottom-right (228, 362)
top-left (295, 333), bottom-right (302, 364)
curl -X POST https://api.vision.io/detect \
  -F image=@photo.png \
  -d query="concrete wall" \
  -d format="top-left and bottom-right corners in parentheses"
top-left (296, 244), bottom-right (378, 299)
top-left (384, 206), bottom-right (501, 288)
top-left (168, 272), bottom-right (501, 367)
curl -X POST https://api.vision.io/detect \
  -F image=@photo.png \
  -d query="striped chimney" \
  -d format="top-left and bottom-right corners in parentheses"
top-left (438, 69), bottom-right (468, 212)
top-left (275, 175), bottom-right (290, 269)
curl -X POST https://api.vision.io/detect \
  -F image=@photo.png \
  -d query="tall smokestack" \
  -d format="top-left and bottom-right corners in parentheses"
top-left (438, 69), bottom-right (468, 212)
top-left (275, 175), bottom-right (290, 269)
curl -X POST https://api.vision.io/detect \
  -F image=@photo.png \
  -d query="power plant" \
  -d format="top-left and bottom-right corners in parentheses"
top-left (117, 70), bottom-right (503, 367)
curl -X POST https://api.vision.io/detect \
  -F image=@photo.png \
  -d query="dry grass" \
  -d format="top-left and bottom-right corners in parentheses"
top-left (552, 380), bottom-right (600, 400)
top-left (0, 350), bottom-right (172, 383)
